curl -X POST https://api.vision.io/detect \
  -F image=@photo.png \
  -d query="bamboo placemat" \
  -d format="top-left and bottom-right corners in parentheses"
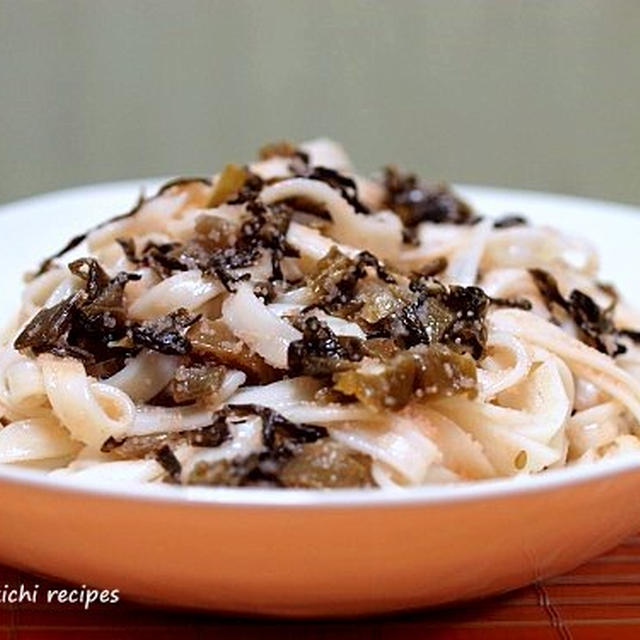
top-left (3, 536), bottom-right (640, 639)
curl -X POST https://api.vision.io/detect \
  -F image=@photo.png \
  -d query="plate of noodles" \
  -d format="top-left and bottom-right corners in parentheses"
top-left (1, 139), bottom-right (640, 616)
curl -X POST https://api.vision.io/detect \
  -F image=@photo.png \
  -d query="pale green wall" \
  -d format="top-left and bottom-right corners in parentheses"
top-left (1, 0), bottom-right (639, 205)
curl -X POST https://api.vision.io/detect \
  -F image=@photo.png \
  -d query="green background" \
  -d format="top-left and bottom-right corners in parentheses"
top-left (1, 0), bottom-right (638, 205)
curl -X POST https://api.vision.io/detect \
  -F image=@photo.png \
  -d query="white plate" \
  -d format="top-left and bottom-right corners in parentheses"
top-left (0, 183), bottom-right (639, 618)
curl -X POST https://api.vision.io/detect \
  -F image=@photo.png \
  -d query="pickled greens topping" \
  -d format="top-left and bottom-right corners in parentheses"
top-left (530, 268), bottom-right (626, 356)
top-left (333, 345), bottom-right (477, 411)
